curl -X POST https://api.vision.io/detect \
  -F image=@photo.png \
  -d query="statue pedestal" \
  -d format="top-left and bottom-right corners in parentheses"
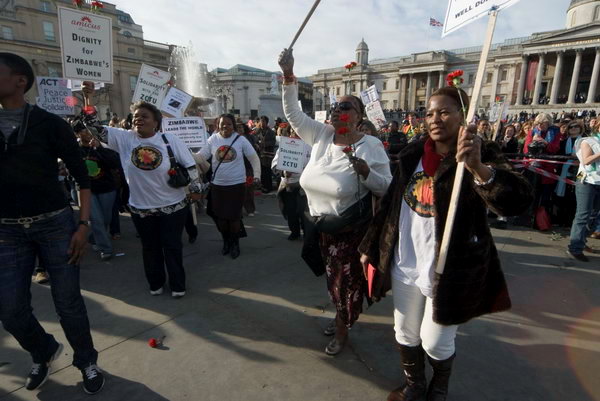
top-left (258, 94), bottom-right (284, 123)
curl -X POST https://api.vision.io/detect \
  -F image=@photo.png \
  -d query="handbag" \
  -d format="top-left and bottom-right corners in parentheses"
top-left (161, 134), bottom-right (190, 188)
top-left (301, 210), bottom-right (326, 276)
top-left (315, 193), bottom-right (373, 234)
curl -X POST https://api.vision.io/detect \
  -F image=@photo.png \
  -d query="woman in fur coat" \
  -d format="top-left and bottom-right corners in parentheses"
top-left (359, 87), bottom-right (533, 401)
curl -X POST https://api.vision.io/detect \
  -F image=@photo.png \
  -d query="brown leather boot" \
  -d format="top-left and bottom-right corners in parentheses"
top-left (426, 354), bottom-right (455, 401)
top-left (387, 344), bottom-right (427, 401)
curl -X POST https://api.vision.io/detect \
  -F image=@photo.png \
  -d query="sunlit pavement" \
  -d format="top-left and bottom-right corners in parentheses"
top-left (1, 194), bottom-right (599, 401)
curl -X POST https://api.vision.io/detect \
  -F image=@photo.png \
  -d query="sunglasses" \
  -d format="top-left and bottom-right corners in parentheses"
top-left (568, 125), bottom-right (580, 129)
top-left (330, 101), bottom-right (357, 113)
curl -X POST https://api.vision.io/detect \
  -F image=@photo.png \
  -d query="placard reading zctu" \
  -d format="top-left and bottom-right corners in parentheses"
top-left (132, 64), bottom-right (171, 107)
top-left (277, 137), bottom-right (307, 174)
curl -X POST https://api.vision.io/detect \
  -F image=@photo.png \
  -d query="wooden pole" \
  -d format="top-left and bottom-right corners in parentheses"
top-left (288, 0), bottom-right (322, 50)
top-left (435, 9), bottom-right (499, 275)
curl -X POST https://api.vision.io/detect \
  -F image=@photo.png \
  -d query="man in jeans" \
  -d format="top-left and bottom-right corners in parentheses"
top-left (0, 53), bottom-right (104, 394)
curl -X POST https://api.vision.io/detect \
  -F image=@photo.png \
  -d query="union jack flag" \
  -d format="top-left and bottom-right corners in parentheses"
top-left (429, 17), bottom-right (443, 27)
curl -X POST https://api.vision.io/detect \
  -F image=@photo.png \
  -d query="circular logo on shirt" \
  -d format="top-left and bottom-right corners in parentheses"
top-left (131, 146), bottom-right (163, 170)
top-left (216, 145), bottom-right (237, 163)
top-left (404, 171), bottom-right (435, 218)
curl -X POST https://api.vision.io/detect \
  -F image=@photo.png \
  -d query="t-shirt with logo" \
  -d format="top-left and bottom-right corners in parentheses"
top-left (198, 133), bottom-right (257, 186)
top-left (392, 159), bottom-right (437, 297)
top-left (106, 127), bottom-right (195, 209)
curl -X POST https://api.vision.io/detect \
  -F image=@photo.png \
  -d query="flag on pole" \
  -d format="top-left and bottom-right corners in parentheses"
top-left (429, 17), bottom-right (443, 27)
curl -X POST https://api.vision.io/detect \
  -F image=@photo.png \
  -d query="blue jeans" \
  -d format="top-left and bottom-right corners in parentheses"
top-left (90, 191), bottom-right (116, 254)
top-left (0, 208), bottom-right (98, 368)
top-left (569, 182), bottom-right (600, 253)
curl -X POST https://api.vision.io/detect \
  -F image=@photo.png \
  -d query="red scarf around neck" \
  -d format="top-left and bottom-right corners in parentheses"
top-left (422, 138), bottom-right (444, 177)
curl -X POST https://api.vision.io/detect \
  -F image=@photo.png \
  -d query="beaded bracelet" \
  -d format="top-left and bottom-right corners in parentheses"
top-left (473, 165), bottom-right (496, 186)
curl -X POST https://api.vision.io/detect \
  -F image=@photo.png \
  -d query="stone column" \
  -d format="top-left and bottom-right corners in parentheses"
top-left (586, 48), bottom-right (600, 104)
top-left (397, 74), bottom-right (403, 109)
top-left (408, 73), bottom-right (415, 110)
top-left (400, 75), bottom-right (408, 110)
top-left (516, 55), bottom-right (528, 105)
top-left (438, 70), bottom-right (444, 90)
top-left (532, 53), bottom-right (545, 105)
top-left (489, 65), bottom-right (500, 105)
top-left (425, 72), bottom-right (432, 100)
top-left (568, 49), bottom-right (583, 104)
top-left (550, 51), bottom-right (564, 105)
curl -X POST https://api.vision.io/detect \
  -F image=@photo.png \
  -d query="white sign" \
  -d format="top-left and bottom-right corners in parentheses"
top-left (68, 79), bottom-right (104, 91)
top-left (57, 7), bottom-right (113, 83)
top-left (36, 77), bottom-right (74, 115)
top-left (315, 110), bottom-right (327, 123)
top-left (160, 87), bottom-right (193, 118)
top-left (276, 137), bottom-right (307, 174)
top-left (132, 64), bottom-right (171, 107)
top-left (488, 101), bottom-right (508, 122)
top-left (365, 100), bottom-right (387, 129)
top-left (360, 85), bottom-right (379, 105)
top-left (442, 0), bottom-right (521, 37)
top-left (161, 117), bottom-right (207, 148)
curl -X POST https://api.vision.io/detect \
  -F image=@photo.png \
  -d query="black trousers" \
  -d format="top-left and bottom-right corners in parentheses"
top-left (260, 164), bottom-right (273, 192)
top-left (281, 188), bottom-right (307, 235)
top-left (184, 207), bottom-right (198, 238)
top-left (131, 206), bottom-right (188, 292)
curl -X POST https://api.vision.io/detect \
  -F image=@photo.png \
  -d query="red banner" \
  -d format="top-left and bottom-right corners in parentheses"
top-left (526, 60), bottom-right (538, 92)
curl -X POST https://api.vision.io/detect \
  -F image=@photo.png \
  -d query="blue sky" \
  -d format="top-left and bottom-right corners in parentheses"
top-left (117, 0), bottom-right (571, 76)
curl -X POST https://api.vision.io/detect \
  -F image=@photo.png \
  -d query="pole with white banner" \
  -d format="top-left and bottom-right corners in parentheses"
top-left (436, 3), bottom-right (516, 275)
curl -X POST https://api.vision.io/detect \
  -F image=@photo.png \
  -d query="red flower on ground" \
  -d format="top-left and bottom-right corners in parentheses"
top-left (339, 114), bottom-right (350, 122)
top-left (337, 127), bottom-right (349, 135)
top-left (148, 338), bottom-right (157, 348)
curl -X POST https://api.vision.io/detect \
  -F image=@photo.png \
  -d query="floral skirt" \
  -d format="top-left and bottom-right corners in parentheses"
top-left (319, 222), bottom-right (369, 328)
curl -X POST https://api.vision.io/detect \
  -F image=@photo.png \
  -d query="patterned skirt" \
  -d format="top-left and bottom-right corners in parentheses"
top-left (319, 221), bottom-right (369, 328)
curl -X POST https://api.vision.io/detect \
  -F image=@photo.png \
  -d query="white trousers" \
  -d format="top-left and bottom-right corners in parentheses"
top-left (392, 277), bottom-right (458, 361)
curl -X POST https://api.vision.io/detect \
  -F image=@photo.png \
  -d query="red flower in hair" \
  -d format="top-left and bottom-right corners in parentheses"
top-left (337, 127), bottom-right (349, 135)
top-left (339, 114), bottom-right (350, 122)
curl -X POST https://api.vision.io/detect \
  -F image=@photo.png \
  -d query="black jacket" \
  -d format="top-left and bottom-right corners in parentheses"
top-left (0, 105), bottom-right (90, 218)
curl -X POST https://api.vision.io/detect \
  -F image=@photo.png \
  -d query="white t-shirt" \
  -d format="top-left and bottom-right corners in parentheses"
top-left (282, 84), bottom-right (392, 216)
top-left (106, 127), bottom-right (195, 209)
top-left (392, 160), bottom-right (437, 297)
top-left (198, 133), bottom-right (258, 186)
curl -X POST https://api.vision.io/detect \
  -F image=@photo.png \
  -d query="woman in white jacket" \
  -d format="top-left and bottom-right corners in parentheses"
top-left (279, 49), bottom-right (392, 355)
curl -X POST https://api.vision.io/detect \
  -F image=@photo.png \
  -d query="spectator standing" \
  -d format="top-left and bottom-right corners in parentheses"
top-left (256, 115), bottom-right (276, 193)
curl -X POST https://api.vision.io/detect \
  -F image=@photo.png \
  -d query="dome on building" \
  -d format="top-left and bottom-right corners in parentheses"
top-left (566, 0), bottom-right (600, 28)
top-left (356, 38), bottom-right (368, 51)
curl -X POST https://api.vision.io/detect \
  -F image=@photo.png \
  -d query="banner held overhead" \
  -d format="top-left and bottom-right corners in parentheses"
top-left (442, 0), bottom-right (520, 37)
top-left (57, 7), bottom-right (113, 83)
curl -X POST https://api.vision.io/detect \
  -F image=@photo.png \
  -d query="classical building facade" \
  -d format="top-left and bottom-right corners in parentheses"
top-left (310, 0), bottom-right (600, 116)
top-left (211, 64), bottom-right (312, 120)
top-left (0, 0), bottom-right (174, 119)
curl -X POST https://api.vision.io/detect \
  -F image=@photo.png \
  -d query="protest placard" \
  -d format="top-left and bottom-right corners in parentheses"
top-left (161, 117), bottom-right (207, 148)
top-left (160, 87), bottom-right (193, 118)
top-left (315, 110), bottom-right (327, 123)
top-left (329, 92), bottom-right (337, 105)
top-left (132, 64), bottom-right (171, 108)
top-left (36, 77), bottom-right (74, 115)
top-left (365, 100), bottom-right (387, 129)
top-left (360, 85), bottom-right (379, 106)
top-left (57, 7), bottom-right (113, 83)
top-left (442, 0), bottom-right (520, 37)
top-left (276, 137), bottom-right (307, 174)
top-left (68, 79), bottom-right (104, 91)
top-left (488, 101), bottom-right (508, 122)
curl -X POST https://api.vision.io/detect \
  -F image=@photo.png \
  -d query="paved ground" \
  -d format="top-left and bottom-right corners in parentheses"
top-left (0, 193), bottom-right (599, 401)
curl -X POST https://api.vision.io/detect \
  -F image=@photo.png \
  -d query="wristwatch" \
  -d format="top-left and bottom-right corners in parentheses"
top-left (78, 220), bottom-right (92, 227)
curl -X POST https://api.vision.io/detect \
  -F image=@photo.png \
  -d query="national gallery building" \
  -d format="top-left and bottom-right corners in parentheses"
top-left (309, 0), bottom-right (600, 116)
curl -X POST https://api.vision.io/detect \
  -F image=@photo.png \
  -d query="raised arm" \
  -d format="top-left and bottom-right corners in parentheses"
top-left (279, 49), bottom-right (329, 146)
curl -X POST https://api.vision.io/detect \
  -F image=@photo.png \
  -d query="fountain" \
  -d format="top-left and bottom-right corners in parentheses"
top-left (168, 43), bottom-right (217, 117)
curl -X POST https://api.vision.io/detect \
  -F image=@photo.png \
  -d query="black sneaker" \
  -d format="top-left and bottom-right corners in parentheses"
top-left (25, 342), bottom-right (63, 390)
top-left (566, 250), bottom-right (589, 262)
top-left (81, 364), bottom-right (105, 395)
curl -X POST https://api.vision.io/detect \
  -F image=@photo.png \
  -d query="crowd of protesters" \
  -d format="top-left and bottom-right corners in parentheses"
top-left (1, 47), bottom-right (599, 401)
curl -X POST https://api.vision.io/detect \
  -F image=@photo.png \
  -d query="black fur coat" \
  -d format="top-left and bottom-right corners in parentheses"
top-left (358, 140), bottom-right (533, 325)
